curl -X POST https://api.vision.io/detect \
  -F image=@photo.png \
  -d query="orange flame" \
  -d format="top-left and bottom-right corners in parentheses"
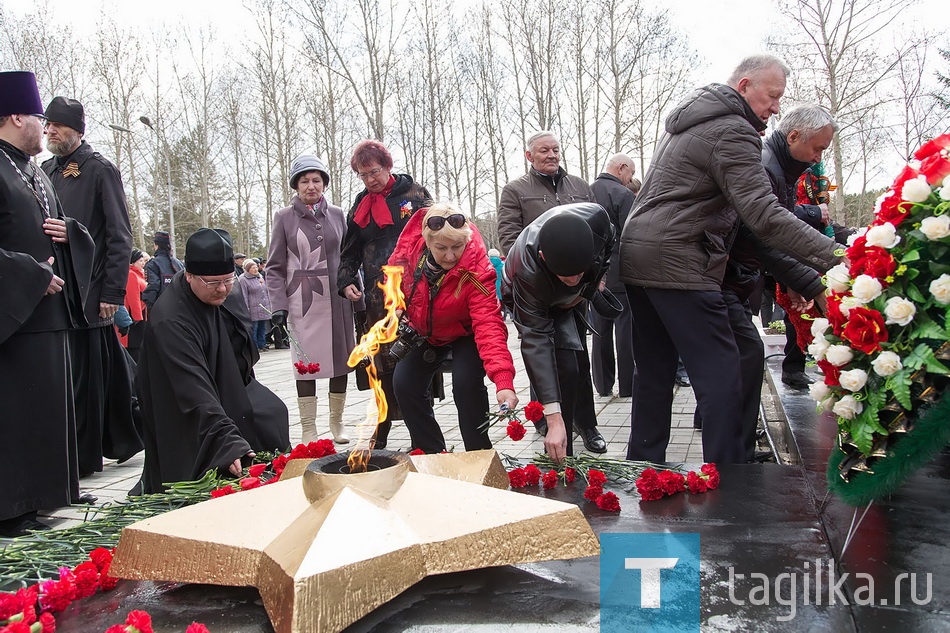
top-left (346, 265), bottom-right (406, 472)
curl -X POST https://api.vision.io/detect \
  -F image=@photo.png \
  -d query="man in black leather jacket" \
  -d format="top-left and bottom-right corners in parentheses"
top-left (501, 203), bottom-right (615, 461)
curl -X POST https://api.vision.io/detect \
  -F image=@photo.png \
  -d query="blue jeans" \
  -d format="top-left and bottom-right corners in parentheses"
top-left (252, 320), bottom-right (269, 350)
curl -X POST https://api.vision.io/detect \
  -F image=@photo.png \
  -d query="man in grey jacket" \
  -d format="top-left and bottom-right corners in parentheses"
top-left (619, 54), bottom-right (841, 464)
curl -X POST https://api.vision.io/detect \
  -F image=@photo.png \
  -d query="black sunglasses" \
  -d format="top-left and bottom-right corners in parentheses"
top-left (426, 213), bottom-right (467, 231)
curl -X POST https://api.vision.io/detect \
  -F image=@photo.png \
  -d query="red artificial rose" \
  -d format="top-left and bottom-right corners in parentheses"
top-left (239, 477), bottom-right (261, 491)
top-left (39, 611), bottom-right (56, 633)
top-left (891, 164), bottom-right (921, 189)
top-left (587, 469), bottom-right (607, 486)
top-left (506, 420), bottom-right (526, 441)
top-left (816, 359), bottom-right (841, 387)
top-left (210, 485), bottom-right (236, 498)
top-left (914, 134), bottom-right (950, 162)
top-left (72, 562), bottom-right (99, 599)
top-left (825, 293), bottom-right (848, 336)
top-left (248, 463), bottom-right (267, 478)
top-left (701, 463), bottom-right (720, 490)
top-left (841, 306), bottom-right (888, 355)
top-left (270, 454), bottom-right (289, 476)
top-left (874, 192), bottom-right (911, 227)
top-left (523, 464), bottom-right (542, 486)
top-left (542, 469), bottom-right (558, 489)
top-left (596, 491), bottom-right (621, 512)
top-left (919, 153), bottom-right (950, 187)
top-left (564, 467), bottom-right (577, 483)
top-left (2, 622), bottom-right (32, 633)
top-left (126, 610), bottom-right (153, 633)
top-left (657, 470), bottom-right (686, 496)
top-left (635, 469), bottom-right (663, 501)
top-left (507, 467), bottom-right (527, 488)
top-left (847, 243), bottom-right (896, 282)
top-left (686, 471), bottom-right (708, 494)
top-left (583, 484), bottom-right (604, 501)
top-left (185, 624), bottom-right (210, 633)
top-left (88, 548), bottom-right (113, 573)
top-left (39, 577), bottom-right (74, 614)
top-left (523, 401), bottom-right (544, 423)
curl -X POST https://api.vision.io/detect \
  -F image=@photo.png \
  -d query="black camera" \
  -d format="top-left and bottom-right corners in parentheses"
top-left (390, 321), bottom-right (426, 361)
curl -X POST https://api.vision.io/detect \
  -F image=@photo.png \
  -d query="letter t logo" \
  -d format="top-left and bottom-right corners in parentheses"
top-left (625, 558), bottom-right (679, 608)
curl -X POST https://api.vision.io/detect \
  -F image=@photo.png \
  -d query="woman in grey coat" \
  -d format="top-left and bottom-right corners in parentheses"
top-left (266, 155), bottom-right (356, 444)
top-left (238, 259), bottom-right (271, 351)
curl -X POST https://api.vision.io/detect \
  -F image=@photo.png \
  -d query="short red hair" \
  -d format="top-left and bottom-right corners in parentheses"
top-left (350, 139), bottom-right (394, 172)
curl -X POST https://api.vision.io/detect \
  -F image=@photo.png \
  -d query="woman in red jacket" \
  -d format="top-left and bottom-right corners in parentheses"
top-left (388, 202), bottom-right (518, 453)
top-left (121, 249), bottom-right (149, 360)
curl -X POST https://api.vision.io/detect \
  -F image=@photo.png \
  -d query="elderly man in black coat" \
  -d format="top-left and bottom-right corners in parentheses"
top-left (135, 228), bottom-right (289, 494)
top-left (42, 96), bottom-right (140, 481)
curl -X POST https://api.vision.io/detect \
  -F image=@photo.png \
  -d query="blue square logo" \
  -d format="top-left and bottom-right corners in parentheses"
top-left (600, 532), bottom-right (700, 633)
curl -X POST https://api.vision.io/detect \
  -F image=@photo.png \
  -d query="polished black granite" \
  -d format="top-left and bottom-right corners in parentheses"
top-left (52, 362), bottom-right (950, 631)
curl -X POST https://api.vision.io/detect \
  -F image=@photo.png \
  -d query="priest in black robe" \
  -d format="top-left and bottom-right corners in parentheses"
top-left (0, 71), bottom-right (95, 537)
top-left (41, 96), bottom-right (141, 479)
top-left (135, 228), bottom-right (289, 494)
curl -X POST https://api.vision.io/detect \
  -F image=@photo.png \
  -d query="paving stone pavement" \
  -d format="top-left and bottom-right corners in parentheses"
top-left (41, 322), bottom-right (703, 529)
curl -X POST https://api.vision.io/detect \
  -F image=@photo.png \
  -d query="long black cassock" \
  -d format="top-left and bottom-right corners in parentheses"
top-left (136, 272), bottom-right (289, 493)
top-left (43, 141), bottom-right (140, 475)
top-left (0, 138), bottom-right (94, 521)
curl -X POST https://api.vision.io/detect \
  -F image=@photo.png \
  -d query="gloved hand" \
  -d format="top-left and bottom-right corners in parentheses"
top-left (271, 310), bottom-right (288, 327)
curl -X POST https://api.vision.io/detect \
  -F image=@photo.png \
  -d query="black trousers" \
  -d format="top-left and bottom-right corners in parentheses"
top-left (590, 289), bottom-right (635, 397)
top-left (625, 285), bottom-right (744, 464)
top-left (693, 290), bottom-right (765, 462)
top-left (393, 335), bottom-right (491, 453)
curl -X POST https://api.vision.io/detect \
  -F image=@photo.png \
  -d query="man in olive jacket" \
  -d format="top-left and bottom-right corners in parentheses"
top-left (619, 54), bottom-right (841, 465)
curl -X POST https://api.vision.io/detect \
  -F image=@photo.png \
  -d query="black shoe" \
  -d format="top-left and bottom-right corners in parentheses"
top-left (0, 513), bottom-right (51, 538)
top-left (753, 450), bottom-right (773, 463)
top-left (372, 421), bottom-right (392, 450)
top-left (575, 426), bottom-right (607, 453)
top-left (535, 420), bottom-right (548, 437)
top-left (71, 492), bottom-right (98, 505)
top-left (782, 372), bottom-right (813, 389)
top-left (674, 375), bottom-right (691, 388)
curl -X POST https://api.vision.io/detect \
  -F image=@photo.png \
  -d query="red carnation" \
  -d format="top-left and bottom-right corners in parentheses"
top-left (506, 420), bottom-right (526, 441)
top-left (657, 470), bottom-right (686, 496)
top-left (293, 361), bottom-right (307, 374)
top-left (596, 491), bottom-right (621, 512)
top-left (126, 610), bottom-right (153, 633)
top-left (841, 306), bottom-right (888, 355)
top-left (72, 562), bottom-right (100, 599)
top-left (39, 577), bottom-right (75, 613)
top-left (89, 548), bottom-right (113, 573)
top-left (288, 443), bottom-right (309, 459)
top-left (686, 471), bottom-right (708, 494)
top-left (523, 464), bottom-right (542, 486)
top-left (104, 626), bottom-right (127, 633)
top-left (0, 593), bottom-right (22, 620)
top-left (507, 467), bottom-right (527, 488)
top-left (542, 469), bottom-right (558, 489)
top-left (635, 469), bottom-right (664, 501)
top-left (185, 624), bottom-right (211, 633)
top-left (307, 362), bottom-right (320, 374)
top-left (311, 439), bottom-right (336, 458)
top-left (270, 454), bottom-right (289, 476)
top-left (583, 484), bottom-right (604, 501)
top-left (3, 622), bottom-right (32, 633)
top-left (701, 463), bottom-right (721, 490)
top-left (564, 467), bottom-right (577, 483)
top-left (98, 567), bottom-right (119, 591)
top-left (248, 463), bottom-right (267, 478)
top-left (587, 469), bottom-right (607, 486)
top-left (239, 477), bottom-right (261, 491)
top-left (408, 448), bottom-right (425, 456)
top-left (523, 401), bottom-right (544, 423)
top-left (39, 612), bottom-right (56, 633)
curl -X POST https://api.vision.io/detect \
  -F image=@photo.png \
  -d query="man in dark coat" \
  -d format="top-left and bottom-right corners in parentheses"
top-left (135, 228), bottom-right (289, 493)
top-left (0, 71), bottom-right (95, 536)
top-left (142, 230), bottom-right (183, 311)
top-left (42, 96), bottom-right (140, 479)
top-left (502, 203), bottom-right (616, 461)
top-left (589, 153), bottom-right (636, 398)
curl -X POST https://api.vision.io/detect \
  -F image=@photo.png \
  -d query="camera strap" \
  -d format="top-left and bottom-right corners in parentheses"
top-left (404, 249), bottom-right (446, 339)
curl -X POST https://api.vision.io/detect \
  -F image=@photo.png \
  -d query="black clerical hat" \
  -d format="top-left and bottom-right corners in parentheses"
top-left (0, 71), bottom-right (45, 118)
top-left (185, 228), bottom-right (234, 276)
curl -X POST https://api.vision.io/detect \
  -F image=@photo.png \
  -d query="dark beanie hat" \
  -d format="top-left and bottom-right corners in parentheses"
top-left (153, 231), bottom-right (171, 248)
top-left (44, 96), bottom-right (85, 134)
top-left (538, 212), bottom-right (595, 276)
top-left (185, 228), bottom-right (234, 276)
top-left (130, 248), bottom-right (144, 264)
top-left (0, 71), bottom-right (44, 117)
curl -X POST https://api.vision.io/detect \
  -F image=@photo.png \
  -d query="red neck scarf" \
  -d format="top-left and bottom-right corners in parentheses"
top-left (353, 176), bottom-right (396, 228)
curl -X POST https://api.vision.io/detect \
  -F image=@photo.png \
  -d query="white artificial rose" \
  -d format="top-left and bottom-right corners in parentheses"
top-left (833, 395), bottom-right (864, 420)
top-left (883, 296), bottom-right (916, 326)
top-left (871, 351), bottom-right (903, 377)
top-left (808, 337), bottom-right (831, 361)
top-left (825, 345), bottom-right (854, 367)
top-left (902, 175), bottom-right (932, 203)
top-left (810, 317), bottom-right (830, 339)
top-left (809, 381), bottom-right (832, 402)
top-left (931, 274), bottom-right (950, 305)
top-left (826, 263), bottom-right (852, 293)
top-left (940, 185), bottom-right (950, 202)
top-left (846, 227), bottom-right (867, 247)
top-left (839, 295), bottom-right (864, 317)
top-left (838, 368), bottom-right (869, 392)
top-left (817, 396), bottom-right (837, 413)
top-left (864, 222), bottom-right (900, 249)
top-left (920, 215), bottom-right (950, 240)
top-left (850, 275), bottom-right (883, 303)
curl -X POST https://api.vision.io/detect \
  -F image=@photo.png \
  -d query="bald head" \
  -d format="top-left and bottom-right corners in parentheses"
top-left (605, 153), bottom-right (635, 185)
